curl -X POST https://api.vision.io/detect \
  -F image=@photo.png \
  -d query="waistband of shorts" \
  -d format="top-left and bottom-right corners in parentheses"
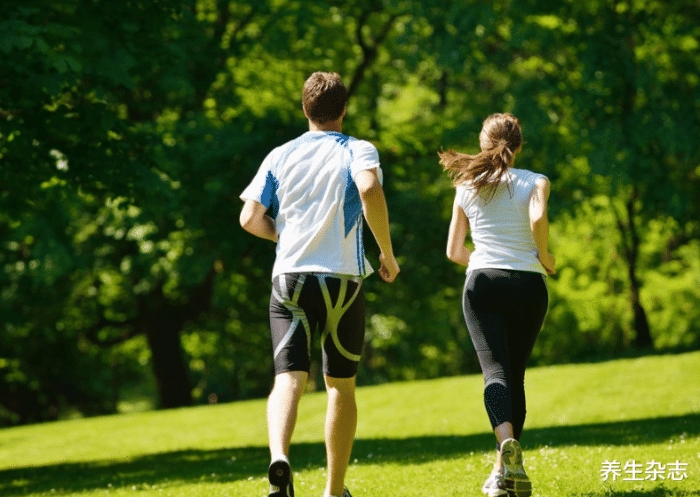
top-left (275, 272), bottom-right (363, 283)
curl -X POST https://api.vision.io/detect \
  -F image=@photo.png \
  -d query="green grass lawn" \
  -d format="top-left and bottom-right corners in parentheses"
top-left (1, 351), bottom-right (699, 496)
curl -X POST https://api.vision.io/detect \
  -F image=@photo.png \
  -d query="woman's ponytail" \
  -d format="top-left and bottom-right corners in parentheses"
top-left (439, 113), bottom-right (522, 201)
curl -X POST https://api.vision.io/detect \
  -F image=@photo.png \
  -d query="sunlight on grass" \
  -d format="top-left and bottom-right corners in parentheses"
top-left (0, 351), bottom-right (698, 496)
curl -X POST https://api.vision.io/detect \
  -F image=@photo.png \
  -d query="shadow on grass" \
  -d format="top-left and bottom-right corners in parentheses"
top-left (0, 413), bottom-right (698, 495)
top-left (577, 488), bottom-right (700, 497)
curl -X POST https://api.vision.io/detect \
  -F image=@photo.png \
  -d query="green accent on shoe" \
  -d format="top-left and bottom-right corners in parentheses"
top-left (500, 439), bottom-right (532, 497)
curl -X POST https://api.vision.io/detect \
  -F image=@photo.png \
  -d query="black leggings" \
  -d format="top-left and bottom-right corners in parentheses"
top-left (462, 269), bottom-right (548, 442)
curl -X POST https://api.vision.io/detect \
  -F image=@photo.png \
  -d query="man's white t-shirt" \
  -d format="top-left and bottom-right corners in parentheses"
top-left (456, 168), bottom-right (547, 275)
top-left (240, 131), bottom-right (381, 279)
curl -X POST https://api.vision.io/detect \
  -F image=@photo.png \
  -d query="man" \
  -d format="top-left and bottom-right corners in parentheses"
top-left (240, 71), bottom-right (399, 497)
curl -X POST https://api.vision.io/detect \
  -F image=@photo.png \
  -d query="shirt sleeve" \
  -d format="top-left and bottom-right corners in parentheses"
top-left (240, 154), bottom-right (276, 208)
top-left (524, 169), bottom-right (547, 186)
top-left (455, 185), bottom-right (468, 211)
top-left (349, 139), bottom-right (383, 184)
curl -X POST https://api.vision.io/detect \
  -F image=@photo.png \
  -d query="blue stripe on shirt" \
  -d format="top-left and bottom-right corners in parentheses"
top-left (343, 171), bottom-right (362, 237)
top-left (261, 171), bottom-right (279, 218)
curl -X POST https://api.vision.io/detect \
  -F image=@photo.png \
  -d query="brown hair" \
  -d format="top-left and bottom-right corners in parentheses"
top-left (439, 113), bottom-right (523, 201)
top-left (302, 72), bottom-right (347, 124)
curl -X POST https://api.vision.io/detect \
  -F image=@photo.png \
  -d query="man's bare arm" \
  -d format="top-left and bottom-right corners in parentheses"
top-left (240, 199), bottom-right (278, 243)
top-left (354, 169), bottom-right (399, 282)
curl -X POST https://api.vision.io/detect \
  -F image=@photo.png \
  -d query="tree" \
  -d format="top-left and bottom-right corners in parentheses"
top-left (428, 0), bottom-right (700, 349)
top-left (2, 0), bottom-right (698, 425)
top-left (1, 0), bottom-right (191, 421)
top-left (0, 0), bottom-right (432, 422)
top-left (0, 0), bottom-right (270, 419)
top-left (509, 0), bottom-right (700, 347)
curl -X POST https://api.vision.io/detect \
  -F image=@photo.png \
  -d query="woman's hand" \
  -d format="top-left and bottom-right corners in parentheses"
top-left (538, 252), bottom-right (556, 275)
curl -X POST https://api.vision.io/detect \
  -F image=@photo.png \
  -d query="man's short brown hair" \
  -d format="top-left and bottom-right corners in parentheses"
top-left (302, 72), bottom-right (347, 124)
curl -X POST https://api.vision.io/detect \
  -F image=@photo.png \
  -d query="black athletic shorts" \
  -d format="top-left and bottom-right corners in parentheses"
top-left (269, 273), bottom-right (365, 378)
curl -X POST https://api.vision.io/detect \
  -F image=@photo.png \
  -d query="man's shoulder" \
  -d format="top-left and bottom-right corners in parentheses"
top-left (277, 133), bottom-right (310, 151)
top-left (345, 136), bottom-right (380, 164)
top-left (264, 133), bottom-right (311, 162)
top-left (345, 135), bottom-right (378, 150)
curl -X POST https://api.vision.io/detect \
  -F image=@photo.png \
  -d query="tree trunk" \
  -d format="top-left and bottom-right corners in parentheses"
top-left (144, 321), bottom-right (193, 409)
top-left (613, 7), bottom-right (653, 349)
top-left (616, 188), bottom-right (654, 349)
top-left (137, 268), bottom-right (218, 409)
top-left (627, 259), bottom-right (653, 349)
top-left (347, 10), bottom-right (401, 100)
top-left (437, 71), bottom-right (448, 109)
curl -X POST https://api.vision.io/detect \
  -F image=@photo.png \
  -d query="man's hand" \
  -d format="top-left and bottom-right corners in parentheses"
top-left (378, 252), bottom-right (400, 283)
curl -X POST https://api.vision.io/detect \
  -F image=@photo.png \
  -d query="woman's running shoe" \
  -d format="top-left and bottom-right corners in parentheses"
top-left (500, 438), bottom-right (532, 497)
top-left (482, 468), bottom-right (508, 496)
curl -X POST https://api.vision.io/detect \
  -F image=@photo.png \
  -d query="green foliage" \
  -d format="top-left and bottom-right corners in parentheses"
top-left (1, 0), bottom-right (699, 425)
top-left (640, 228), bottom-right (700, 349)
top-left (534, 193), bottom-right (700, 364)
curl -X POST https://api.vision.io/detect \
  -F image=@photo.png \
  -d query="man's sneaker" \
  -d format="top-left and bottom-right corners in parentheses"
top-left (500, 438), bottom-right (531, 497)
top-left (268, 458), bottom-right (294, 497)
top-left (481, 468), bottom-right (507, 496)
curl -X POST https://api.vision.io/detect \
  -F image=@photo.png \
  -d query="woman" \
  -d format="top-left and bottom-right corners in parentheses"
top-left (440, 113), bottom-right (555, 497)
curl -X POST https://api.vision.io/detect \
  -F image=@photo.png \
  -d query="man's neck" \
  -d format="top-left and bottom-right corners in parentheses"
top-left (308, 120), bottom-right (342, 133)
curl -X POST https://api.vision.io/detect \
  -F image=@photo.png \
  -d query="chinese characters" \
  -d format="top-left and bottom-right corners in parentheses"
top-left (601, 460), bottom-right (688, 482)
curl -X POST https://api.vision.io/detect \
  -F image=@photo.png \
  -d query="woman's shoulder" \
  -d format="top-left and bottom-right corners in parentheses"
top-left (511, 168), bottom-right (548, 184)
top-left (454, 182), bottom-right (475, 206)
